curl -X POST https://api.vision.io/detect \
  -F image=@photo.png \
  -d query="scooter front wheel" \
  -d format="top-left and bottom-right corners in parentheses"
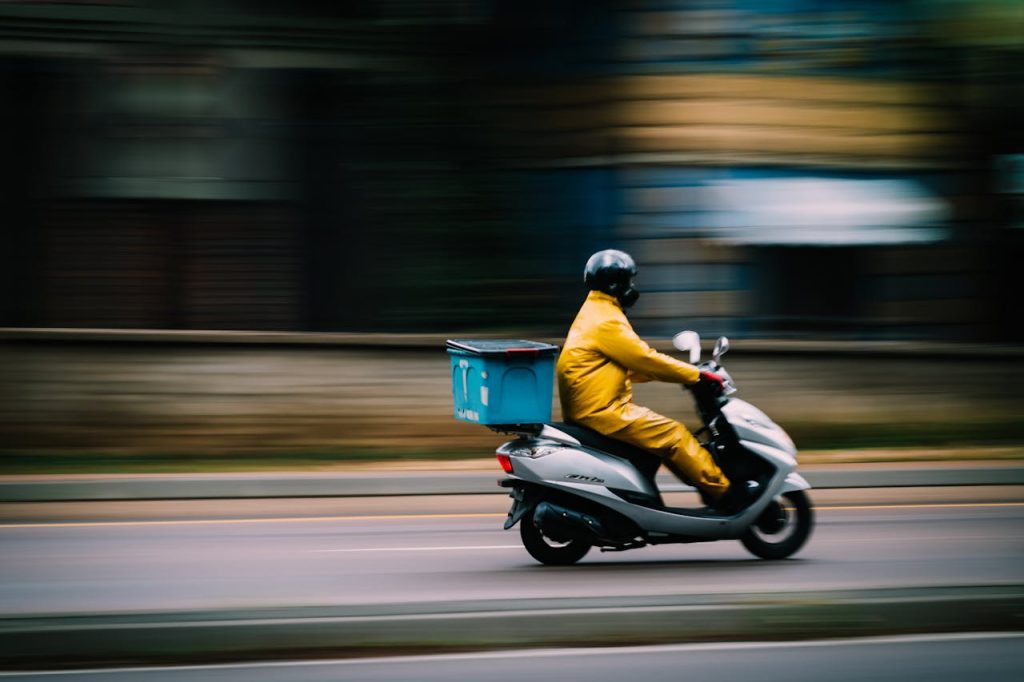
top-left (740, 490), bottom-right (813, 560)
top-left (520, 514), bottom-right (592, 566)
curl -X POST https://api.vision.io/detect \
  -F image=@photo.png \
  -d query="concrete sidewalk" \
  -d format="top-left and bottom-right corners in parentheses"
top-left (2, 461), bottom-right (1024, 502)
top-left (2, 585), bottom-right (1022, 670)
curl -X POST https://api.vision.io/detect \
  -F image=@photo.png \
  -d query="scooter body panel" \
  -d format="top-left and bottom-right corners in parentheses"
top-left (722, 398), bottom-right (797, 457)
top-left (497, 439), bottom-right (660, 499)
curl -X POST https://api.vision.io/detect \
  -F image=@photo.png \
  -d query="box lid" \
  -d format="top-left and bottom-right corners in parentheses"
top-left (446, 339), bottom-right (559, 356)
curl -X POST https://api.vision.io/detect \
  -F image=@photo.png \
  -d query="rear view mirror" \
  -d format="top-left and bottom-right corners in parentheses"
top-left (672, 331), bottom-right (701, 364)
top-left (712, 336), bottom-right (730, 363)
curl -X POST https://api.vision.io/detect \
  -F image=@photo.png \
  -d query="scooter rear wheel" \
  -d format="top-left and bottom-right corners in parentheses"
top-left (520, 514), bottom-right (592, 566)
top-left (740, 490), bottom-right (813, 560)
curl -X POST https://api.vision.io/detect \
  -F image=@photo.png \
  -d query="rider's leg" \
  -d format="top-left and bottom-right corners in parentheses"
top-left (584, 406), bottom-right (731, 500)
top-left (662, 427), bottom-right (731, 500)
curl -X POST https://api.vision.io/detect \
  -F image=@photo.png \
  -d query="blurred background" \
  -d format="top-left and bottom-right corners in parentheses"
top-left (0, 0), bottom-right (1022, 464)
top-left (1, 7), bottom-right (1022, 678)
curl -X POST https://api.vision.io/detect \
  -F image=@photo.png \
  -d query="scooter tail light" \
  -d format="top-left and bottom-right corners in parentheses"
top-left (496, 453), bottom-right (514, 474)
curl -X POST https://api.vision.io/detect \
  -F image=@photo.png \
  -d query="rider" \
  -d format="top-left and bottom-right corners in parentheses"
top-left (556, 249), bottom-right (738, 509)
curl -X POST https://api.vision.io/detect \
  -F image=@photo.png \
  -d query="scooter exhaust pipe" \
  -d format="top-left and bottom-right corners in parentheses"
top-left (532, 501), bottom-right (608, 542)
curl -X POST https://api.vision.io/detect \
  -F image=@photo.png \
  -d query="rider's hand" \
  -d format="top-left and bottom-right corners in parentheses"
top-left (697, 371), bottom-right (726, 396)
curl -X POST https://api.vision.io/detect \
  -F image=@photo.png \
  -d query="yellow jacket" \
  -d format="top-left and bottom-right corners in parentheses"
top-left (557, 291), bottom-right (701, 429)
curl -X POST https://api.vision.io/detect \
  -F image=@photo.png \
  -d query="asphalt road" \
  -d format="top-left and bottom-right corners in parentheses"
top-left (1, 634), bottom-right (1021, 682)
top-left (1, 497), bottom-right (1022, 617)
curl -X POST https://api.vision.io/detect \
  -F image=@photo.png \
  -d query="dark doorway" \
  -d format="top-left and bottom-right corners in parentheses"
top-left (753, 246), bottom-right (865, 337)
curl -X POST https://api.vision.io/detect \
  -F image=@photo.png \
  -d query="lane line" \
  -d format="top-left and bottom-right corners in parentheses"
top-left (0, 512), bottom-right (504, 529)
top-left (315, 544), bottom-right (522, 553)
top-left (820, 502), bottom-right (1024, 511)
top-left (1, 631), bottom-right (1020, 677)
top-left (0, 502), bottom-right (1021, 529)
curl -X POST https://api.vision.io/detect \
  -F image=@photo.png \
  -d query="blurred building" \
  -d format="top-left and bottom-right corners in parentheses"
top-left (0, 0), bottom-right (1021, 340)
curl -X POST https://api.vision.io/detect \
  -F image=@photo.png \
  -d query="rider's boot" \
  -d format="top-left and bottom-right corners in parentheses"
top-left (711, 479), bottom-right (761, 514)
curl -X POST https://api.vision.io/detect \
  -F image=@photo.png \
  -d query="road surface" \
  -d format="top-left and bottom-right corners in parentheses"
top-left (1, 495), bottom-right (1022, 616)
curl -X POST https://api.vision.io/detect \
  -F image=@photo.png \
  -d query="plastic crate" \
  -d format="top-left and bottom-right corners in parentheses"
top-left (446, 339), bottom-right (559, 425)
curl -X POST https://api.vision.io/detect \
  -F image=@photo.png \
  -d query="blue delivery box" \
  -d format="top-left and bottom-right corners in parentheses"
top-left (446, 339), bottom-right (559, 425)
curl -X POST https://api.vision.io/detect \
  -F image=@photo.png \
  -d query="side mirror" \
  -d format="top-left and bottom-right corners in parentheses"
top-left (672, 331), bottom-right (701, 364)
top-left (712, 336), bottom-right (730, 363)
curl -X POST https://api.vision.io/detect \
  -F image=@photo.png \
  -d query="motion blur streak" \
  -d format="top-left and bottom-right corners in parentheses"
top-left (0, 1), bottom-right (1021, 340)
top-left (1, 1), bottom-right (1022, 460)
top-left (0, 3), bottom-right (1021, 673)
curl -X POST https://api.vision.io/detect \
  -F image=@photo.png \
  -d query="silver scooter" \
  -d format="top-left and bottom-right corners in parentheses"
top-left (494, 332), bottom-right (814, 565)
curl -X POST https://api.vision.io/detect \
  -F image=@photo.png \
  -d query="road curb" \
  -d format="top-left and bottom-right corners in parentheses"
top-left (3, 465), bottom-right (1024, 502)
top-left (2, 586), bottom-right (1021, 670)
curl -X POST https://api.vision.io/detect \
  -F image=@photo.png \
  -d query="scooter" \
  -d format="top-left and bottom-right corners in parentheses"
top-left (492, 332), bottom-right (814, 565)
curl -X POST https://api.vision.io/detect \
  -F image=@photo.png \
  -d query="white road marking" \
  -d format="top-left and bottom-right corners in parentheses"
top-left (0, 513), bottom-right (505, 529)
top-left (315, 544), bottom-right (521, 553)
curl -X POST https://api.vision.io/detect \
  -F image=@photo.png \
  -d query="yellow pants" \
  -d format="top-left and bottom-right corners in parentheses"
top-left (576, 404), bottom-right (731, 499)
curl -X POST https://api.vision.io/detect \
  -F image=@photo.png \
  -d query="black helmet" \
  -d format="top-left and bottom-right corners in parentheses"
top-left (584, 249), bottom-right (640, 308)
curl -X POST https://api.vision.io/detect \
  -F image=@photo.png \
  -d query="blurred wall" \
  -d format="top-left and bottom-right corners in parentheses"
top-left (0, 0), bottom-right (1021, 341)
top-left (2, 340), bottom-right (1021, 457)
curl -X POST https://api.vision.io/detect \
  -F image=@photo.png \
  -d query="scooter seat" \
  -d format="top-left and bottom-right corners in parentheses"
top-left (551, 422), bottom-right (662, 481)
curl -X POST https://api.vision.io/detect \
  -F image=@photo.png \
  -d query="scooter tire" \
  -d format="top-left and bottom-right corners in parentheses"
top-left (740, 490), bottom-right (813, 560)
top-left (520, 513), bottom-right (592, 566)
